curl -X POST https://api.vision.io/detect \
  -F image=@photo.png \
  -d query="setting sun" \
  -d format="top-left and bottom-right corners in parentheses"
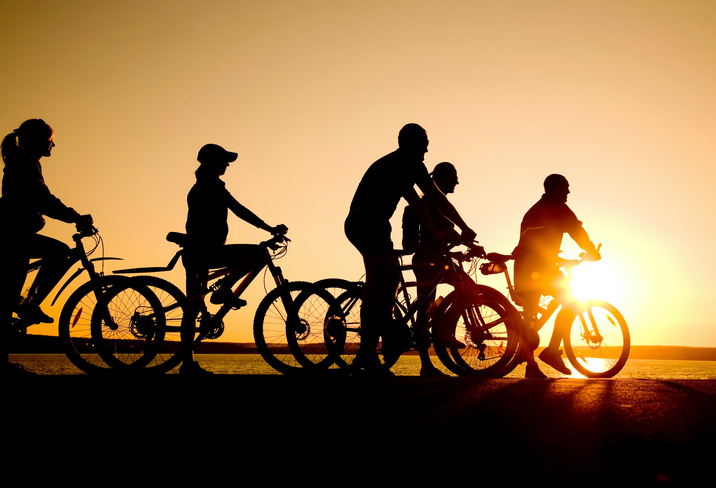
top-left (567, 260), bottom-right (630, 304)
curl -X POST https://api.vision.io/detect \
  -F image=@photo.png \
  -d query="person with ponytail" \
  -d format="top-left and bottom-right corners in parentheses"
top-left (0, 119), bottom-right (92, 375)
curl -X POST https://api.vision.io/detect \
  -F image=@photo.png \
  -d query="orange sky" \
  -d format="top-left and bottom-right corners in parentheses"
top-left (2, 0), bottom-right (714, 346)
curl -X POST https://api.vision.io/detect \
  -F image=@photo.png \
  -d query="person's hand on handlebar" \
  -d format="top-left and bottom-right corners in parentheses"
top-left (466, 242), bottom-right (486, 259)
top-left (582, 243), bottom-right (602, 262)
top-left (75, 214), bottom-right (95, 233)
top-left (270, 224), bottom-right (288, 235)
top-left (460, 227), bottom-right (477, 244)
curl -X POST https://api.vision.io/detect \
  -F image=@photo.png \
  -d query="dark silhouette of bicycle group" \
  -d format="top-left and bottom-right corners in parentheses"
top-left (1, 119), bottom-right (629, 378)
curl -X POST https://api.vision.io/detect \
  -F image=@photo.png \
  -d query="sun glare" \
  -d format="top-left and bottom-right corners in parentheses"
top-left (567, 260), bottom-right (628, 303)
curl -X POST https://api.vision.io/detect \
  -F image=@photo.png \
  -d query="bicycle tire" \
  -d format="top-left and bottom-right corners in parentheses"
top-left (93, 276), bottom-right (189, 373)
top-left (431, 286), bottom-right (518, 377)
top-left (90, 279), bottom-right (167, 371)
top-left (58, 275), bottom-right (130, 374)
top-left (282, 283), bottom-right (347, 371)
top-left (253, 281), bottom-right (315, 374)
top-left (563, 300), bottom-right (630, 378)
top-left (324, 282), bottom-right (402, 371)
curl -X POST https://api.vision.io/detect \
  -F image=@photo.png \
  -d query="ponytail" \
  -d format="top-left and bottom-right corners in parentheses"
top-left (1, 132), bottom-right (20, 165)
top-left (1, 118), bottom-right (53, 165)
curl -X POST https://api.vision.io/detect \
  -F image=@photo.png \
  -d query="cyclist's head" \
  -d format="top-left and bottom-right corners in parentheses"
top-left (398, 123), bottom-right (429, 159)
top-left (2, 119), bottom-right (55, 163)
top-left (543, 174), bottom-right (570, 201)
top-left (431, 162), bottom-right (459, 194)
top-left (197, 143), bottom-right (238, 165)
top-left (196, 144), bottom-right (238, 178)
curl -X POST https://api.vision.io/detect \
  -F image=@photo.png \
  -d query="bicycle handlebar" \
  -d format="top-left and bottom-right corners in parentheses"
top-left (261, 232), bottom-right (290, 251)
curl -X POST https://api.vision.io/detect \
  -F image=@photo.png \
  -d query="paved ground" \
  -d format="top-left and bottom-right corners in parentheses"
top-left (6, 376), bottom-right (715, 486)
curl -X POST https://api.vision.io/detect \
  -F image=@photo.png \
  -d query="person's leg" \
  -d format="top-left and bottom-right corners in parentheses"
top-left (180, 250), bottom-right (212, 374)
top-left (1, 234), bottom-right (39, 374)
top-left (538, 277), bottom-right (574, 375)
top-left (17, 235), bottom-right (71, 323)
top-left (412, 252), bottom-right (444, 375)
top-left (206, 244), bottom-right (265, 307)
top-left (359, 250), bottom-right (400, 359)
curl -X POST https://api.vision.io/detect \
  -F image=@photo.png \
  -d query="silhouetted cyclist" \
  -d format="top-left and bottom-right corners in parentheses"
top-left (0, 119), bottom-right (93, 376)
top-left (512, 174), bottom-right (601, 378)
top-left (181, 143), bottom-right (286, 375)
top-left (402, 162), bottom-right (464, 377)
top-left (345, 124), bottom-right (476, 375)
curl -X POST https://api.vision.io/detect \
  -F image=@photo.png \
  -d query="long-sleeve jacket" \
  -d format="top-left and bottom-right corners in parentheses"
top-left (0, 152), bottom-right (80, 234)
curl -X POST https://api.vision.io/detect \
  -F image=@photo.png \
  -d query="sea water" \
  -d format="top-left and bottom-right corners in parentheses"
top-left (9, 353), bottom-right (716, 379)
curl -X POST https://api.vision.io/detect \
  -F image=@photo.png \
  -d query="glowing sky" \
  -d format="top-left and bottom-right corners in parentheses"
top-left (2, 0), bottom-right (714, 346)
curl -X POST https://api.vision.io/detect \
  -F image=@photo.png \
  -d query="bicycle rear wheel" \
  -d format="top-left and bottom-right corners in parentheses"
top-left (93, 276), bottom-right (188, 373)
top-left (564, 300), bottom-right (630, 378)
top-left (90, 280), bottom-right (167, 371)
top-left (324, 282), bottom-right (402, 372)
top-left (284, 283), bottom-right (351, 371)
top-left (59, 276), bottom-right (129, 374)
top-left (432, 287), bottom-right (517, 377)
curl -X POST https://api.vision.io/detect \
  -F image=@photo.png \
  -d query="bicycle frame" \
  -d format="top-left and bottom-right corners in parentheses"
top-left (14, 228), bottom-right (122, 327)
top-left (50, 232), bottom-right (123, 306)
top-left (113, 232), bottom-right (294, 338)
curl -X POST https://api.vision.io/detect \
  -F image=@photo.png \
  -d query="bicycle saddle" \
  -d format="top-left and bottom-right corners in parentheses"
top-left (166, 232), bottom-right (187, 247)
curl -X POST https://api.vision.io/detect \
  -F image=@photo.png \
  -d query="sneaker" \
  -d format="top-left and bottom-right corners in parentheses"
top-left (525, 362), bottom-right (547, 378)
top-left (209, 288), bottom-right (247, 309)
top-left (538, 348), bottom-right (572, 375)
top-left (179, 360), bottom-right (213, 376)
top-left (2, 361), bottom-right (38, 376)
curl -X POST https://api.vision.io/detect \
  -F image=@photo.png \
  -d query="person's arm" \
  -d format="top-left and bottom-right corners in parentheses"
top-left (403, 188), bottom-right (460, 245)
top-left (417, 179), bottom-right (476, 242)
top-left (563, 207), bottom-right (600, 261)
top-left (569, 225), bottom-right (601, 261)
top-left (225, 190), bottom-right (286, 234)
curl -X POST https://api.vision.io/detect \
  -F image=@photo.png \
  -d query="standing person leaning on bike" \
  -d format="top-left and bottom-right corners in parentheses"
top-left (513, 174), bottom-right (601, 378)
top-left (345, 124), bottom-right (476, 376)
top-left (181, 143), bottom-right (287, 376)
top-left (0, 119), bottom-right (93, 376)
top-left (402, 162), bottom-right (463, 377)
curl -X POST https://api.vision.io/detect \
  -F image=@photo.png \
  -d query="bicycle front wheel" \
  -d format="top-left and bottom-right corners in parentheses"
top-left (253, 281), bottom-right (314, 374)
top-left (432, 287), bottom-right (517, 377)
top-left (563, 300), bottom-right (630, 378)
top-left (59, 276), bottom-right (129, 374)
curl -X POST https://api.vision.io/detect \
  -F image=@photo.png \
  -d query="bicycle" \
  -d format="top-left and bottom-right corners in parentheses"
top-left (105, 230), bottom-right (336, 374)
top-left (299, 241), bottom-right (520, 376)
top-left (477, 246), bottom-right (630, 378)
top-left (10, 223), bottom-right (165, 374)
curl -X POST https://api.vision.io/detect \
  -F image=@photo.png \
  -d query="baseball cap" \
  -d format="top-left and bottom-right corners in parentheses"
top-left (197, 143), bottom-right (238, 164)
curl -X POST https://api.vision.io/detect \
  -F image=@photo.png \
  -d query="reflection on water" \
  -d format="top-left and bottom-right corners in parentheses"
top-left (9, 354), bottom-right (716, 378)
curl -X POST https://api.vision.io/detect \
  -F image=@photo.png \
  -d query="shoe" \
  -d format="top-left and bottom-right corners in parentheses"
top-left (538, 348), bottom-right (572, 375)
top-left (2, 362), bottom-right (38, 376)
top-left (179, 360), bottom-right (213, 376)
top-left (350, 351), bottom-right (395, 377)
top-left (209, 288), bottom-right (247, 309)
top-left (525, 363), bottom-right (547, 378)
